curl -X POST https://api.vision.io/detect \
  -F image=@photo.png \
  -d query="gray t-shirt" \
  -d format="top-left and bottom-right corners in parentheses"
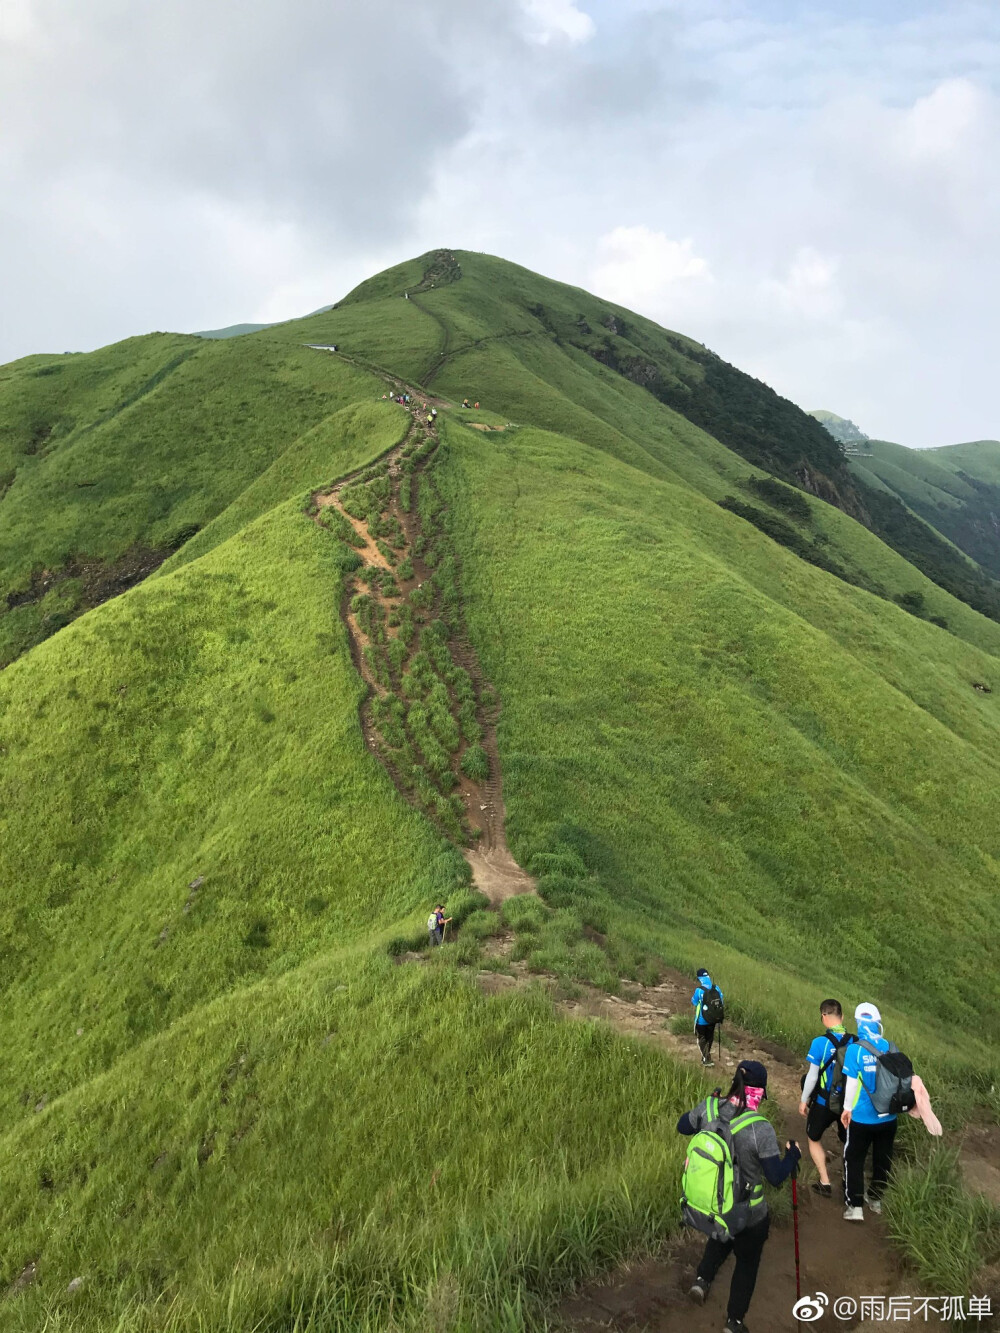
top-left (688, 1096), bottom-right (781, 1218)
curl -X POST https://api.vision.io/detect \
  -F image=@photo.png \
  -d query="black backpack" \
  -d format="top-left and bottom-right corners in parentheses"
top-left (859, 1040), bottom-right (916, 1115)
top-left (701, 986), bottom-right (725, 1025)
top-left (807, 1032), bottom-right (856, 1116)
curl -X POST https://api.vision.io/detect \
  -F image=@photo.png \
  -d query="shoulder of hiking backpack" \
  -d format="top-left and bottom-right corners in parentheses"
top-left (859, 1038), bottom-right (916, 1115)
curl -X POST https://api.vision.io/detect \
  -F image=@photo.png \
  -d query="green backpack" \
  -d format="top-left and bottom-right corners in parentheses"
top-left (681, 1095), bottom-right (767, 1241)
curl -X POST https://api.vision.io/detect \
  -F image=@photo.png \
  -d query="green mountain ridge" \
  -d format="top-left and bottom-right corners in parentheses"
top-left (1, 249), bottom-right (999, 1329)
top-left (851, 435), bottom-right (1000, 581)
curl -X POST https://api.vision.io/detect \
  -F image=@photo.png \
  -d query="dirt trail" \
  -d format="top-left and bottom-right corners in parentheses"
top-left (308, 367), bottom-right (535, 908)
top-left (476, 943), bottom-right (943, 1333)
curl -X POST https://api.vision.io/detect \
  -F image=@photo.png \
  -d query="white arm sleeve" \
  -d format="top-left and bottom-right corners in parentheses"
top-left (801, 1064), bottom-right (820, 1103)
top-left (842, 1075), bottom-right (859, 1112)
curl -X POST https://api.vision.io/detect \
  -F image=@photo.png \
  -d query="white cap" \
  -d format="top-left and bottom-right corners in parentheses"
top-left (855, 1002), bottom-right (882, 1024)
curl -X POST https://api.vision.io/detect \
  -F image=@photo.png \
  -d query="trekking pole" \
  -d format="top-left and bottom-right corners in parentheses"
top-left (792, 1164), bottom-right (802, 1316)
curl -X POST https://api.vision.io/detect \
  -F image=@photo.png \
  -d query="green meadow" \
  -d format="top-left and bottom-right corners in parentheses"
top-left (1, 248), bottom-right (999, 1327)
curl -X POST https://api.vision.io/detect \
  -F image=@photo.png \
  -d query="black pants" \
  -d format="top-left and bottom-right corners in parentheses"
top-left (844, 1118), bottom-right (896, 1206)
top-left (696, 1024), bottom-right (716, 1060)
top-left (698, 1214), bottom-right (770, 1322)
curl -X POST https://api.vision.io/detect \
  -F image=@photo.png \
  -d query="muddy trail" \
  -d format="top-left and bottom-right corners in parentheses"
top-left (309, 379), bottom-right (533, 905)
top-left (469, 937), bottom-right (998, 1333)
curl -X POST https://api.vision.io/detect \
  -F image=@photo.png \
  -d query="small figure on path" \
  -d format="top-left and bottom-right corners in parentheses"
top-left (427, 904), bottom-right (451, 947)
top-left (691, 967), bottom-right (725, 1066)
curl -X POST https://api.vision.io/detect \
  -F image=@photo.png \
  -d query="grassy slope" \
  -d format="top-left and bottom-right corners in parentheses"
top-left (162, 400), bottom-right (409, 572)
top-left (0, 497), bottom-right (704, 1331)
top-left (440, 417), bottom-right (1000, 1078)
top-left (852, 437), bottom-right (1000, 579)
top-left (0, 501), bottom-right (465, 1126)
top-left (0, 335), bottom-right (386, 663)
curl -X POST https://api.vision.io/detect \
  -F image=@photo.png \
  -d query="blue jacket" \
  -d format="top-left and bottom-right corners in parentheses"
top-left (691, 974), bottom-right (723, 1028)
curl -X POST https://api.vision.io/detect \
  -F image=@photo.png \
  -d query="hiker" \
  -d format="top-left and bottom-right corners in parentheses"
top-left (474, 401), bottom-right (480, 408)
top-left (798, 998), bottom-right (856, 1198)
top-left (679, 1060), bottom-right (800, 1333)
top-left (841, 1002), bottom-right (914, 1222)
top-left (427, 904), bottom-right (451, 947)
top-left (462, 398), bottom-right (470, 409)
top-left (691, 968), bottom-right (725, 1066)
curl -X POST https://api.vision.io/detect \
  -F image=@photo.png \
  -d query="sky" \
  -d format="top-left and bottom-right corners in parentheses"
top-left (1, 0), bottom-right (998, 446)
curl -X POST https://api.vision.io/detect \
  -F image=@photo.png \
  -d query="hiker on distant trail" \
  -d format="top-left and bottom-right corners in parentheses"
top-left (427, 904), bottom-right (451, 947)
top-left (798, 998), bottom-right (856, 1199)
top-left (474, 401), bottom-right (480, 408)
top-left (841, 1002), bottom-right (914, 1222)
top-left (691, 967), bottom-right (725, 1066)
top-left (679, 1060), bottom-right (800, 1333)
top-left (462, 398), bottom-right (470, 409)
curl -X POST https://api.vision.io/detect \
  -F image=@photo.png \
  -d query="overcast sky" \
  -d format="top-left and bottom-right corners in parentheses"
top-left (2, 0), bottom-right (997, 445)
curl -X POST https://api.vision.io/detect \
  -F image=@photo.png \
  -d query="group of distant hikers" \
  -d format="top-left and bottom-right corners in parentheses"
top-left (684, 968), bottom-right (941, 1332)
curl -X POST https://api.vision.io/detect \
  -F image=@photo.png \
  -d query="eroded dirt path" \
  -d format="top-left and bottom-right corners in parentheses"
top-left (309, 378), bottom-right (535, 907)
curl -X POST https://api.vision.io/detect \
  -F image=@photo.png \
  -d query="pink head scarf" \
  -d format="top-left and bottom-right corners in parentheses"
top-left (742, 1086), bottom-right (766, 1111)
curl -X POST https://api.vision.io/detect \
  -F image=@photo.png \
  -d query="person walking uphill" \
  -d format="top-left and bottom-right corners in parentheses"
top-left (691, 968), bottom-right (725, 1065)
top-left (679, 1060), bottom-right (800, 1333)
top-left (841, 1002), bottom-right (915, 1222)
top-left (799, 998), bottom-right (856, 1198)
top-left (427, 904), bottom-right (451, 947)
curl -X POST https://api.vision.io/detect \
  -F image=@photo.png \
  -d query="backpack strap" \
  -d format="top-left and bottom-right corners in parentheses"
top-left (858, 1039), bottom-right (883, 1057)
top-left (817, 1031), bottom-right (853, 1078)
top-left (729, 1112), bottom-right (768, 1207)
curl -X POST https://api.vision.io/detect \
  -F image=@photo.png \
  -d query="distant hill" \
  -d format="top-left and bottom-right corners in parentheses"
top-left (850, 436), bottom-right (1000, 579)
top-left (810, 408), bottom-right (870, 445)
top-left (2, 249), bottom-right (999, 1329)
top-left (193, 320), bottom-right (276, 339)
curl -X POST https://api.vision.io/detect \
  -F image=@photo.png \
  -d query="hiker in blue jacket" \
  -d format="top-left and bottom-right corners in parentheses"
top-left (798, 998), bottom-right (855, 1198)
top-left (840, 1002), bottom-right (896, 1222)
top-left (691, 968), bottom-right (724, 1066)
top-left (679, 1059), bottom-right (800, 1333)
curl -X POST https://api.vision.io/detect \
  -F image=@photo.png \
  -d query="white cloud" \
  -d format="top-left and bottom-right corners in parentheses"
top-left (590, 226), bottom-right (710, 312)
top-left (521, 0), bottom-right (595, 45)
top-left (1, 0), bottom-right (999, 446)
top-left (764, 247), bottom-right (841, 319)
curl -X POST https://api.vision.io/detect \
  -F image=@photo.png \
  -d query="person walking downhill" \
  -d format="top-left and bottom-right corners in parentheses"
top-left (691, 967), bottom-right (725, 1066)
top-left (679, 1060), bottom-right (801, 1333)
top-left (799, 998), bottom-right (856, 1198)
top-left (841, 1002), bottom-right (914, 1221)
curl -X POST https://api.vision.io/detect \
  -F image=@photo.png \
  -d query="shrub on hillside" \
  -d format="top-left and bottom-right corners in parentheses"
top-left (747, 475), bottom-right (812, 522)
top-left (461, 744), bottom-right (489, 782)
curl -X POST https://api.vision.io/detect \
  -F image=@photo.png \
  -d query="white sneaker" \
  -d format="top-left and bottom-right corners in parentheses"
top-left (843, 1206), bottom-right (864, 1223)
top-left (866, 1196), bottom-right (882, 1215)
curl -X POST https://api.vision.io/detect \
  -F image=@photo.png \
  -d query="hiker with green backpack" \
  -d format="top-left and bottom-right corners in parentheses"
top-left (691, 967), bottom-right (725, 1066)
top-left (798, 998), bottom-right (856, 1198)
top-left (679, 1059), bottom-right (800, 1333)
top-left (840, 1002), bottom-right (915, 1222)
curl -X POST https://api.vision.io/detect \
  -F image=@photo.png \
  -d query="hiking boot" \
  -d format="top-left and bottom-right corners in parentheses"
top-left (866, 1195), bottom-right (883, 1215)
top-left (724, 1318), bottom-right (749, 1332)
top-left (811, 1182), bottom-right (832, 1198)
top-left (701, 1056), bottom-right (715, 1066)
top-left (689, 1276), bottom-right (711, 1305)
top-left (843, 1205), bottom-right (865, 1222)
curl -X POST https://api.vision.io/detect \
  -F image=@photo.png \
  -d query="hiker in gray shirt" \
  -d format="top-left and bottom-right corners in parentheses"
top-left (678, 1059), bottom-right (801, 1333)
